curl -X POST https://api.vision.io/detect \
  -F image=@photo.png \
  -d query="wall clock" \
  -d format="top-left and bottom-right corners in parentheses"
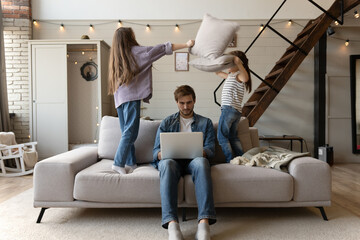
top-left (80, 61), bottom-right (98, 81)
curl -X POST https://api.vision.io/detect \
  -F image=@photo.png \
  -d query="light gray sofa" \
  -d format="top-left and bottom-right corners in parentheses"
top-left (33, 116), bottom-right (331, 223)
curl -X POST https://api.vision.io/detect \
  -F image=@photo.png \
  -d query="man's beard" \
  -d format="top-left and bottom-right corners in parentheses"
top-left (180, 109), bottom-right (193, 117)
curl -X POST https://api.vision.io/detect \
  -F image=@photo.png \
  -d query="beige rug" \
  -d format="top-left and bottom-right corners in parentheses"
top-left (1, 189), bottom-right (360, 240)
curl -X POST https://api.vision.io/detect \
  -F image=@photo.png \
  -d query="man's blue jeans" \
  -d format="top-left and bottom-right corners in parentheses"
top-left (114, 100), bottom-right (140, 167)
top-left (217, 105), bottom-right (243, 163)
top-left (158, 157), bottom-right (216, 228)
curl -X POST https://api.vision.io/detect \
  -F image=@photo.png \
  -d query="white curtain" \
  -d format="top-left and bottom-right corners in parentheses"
top-left (0, 1), bottom-right (11, 132)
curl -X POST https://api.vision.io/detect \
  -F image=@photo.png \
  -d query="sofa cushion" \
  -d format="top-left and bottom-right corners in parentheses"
top-left (190, 13), bottom-right (240, 60)
top-left (184, 164), bottom-right (293, 204)
top-left (74, 159), bottom-right (184, 203)
top-left (98, 116), bottom-right (161, 164)
top-left (189, 54), bottom-right (235, 72)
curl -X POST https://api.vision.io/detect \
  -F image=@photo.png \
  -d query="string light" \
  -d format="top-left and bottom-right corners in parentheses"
top-left (75, 61), bottom-right (78, 65)
top-left (345, 39), bottom-right (349, 47)
top-left (30, 19), bottom-right (358, 48)
top-left (354, 10), bottom-right (359, 19)
top-left (175, 24), bottom-right (180, 31)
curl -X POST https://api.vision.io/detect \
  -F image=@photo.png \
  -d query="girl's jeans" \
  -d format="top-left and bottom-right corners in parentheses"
top-left (114, 100), bottom-right (141, 167)
top-left (217, 105), bottom-right (243, 163)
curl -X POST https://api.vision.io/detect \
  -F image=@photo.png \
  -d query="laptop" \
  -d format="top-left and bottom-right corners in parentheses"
top-left (160, 132), bottom-right (203, 160)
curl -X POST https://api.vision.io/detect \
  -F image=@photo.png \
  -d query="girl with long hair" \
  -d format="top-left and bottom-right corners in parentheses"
top-left (108, 27), bottom-right (194, 174)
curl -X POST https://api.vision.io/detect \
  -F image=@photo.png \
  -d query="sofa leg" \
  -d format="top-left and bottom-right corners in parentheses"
top-left (182, 208), bottom-right (187, 222)
top-left (36, 208), bottom-right (48, 223)
top-left (316, 207), bottom-right (328, 221)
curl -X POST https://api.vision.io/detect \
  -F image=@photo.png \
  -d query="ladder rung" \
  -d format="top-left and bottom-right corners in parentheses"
top-left (266, 68), bottom-right (283, 79)
top-left (276, 52), bottom-right (296, 66)
top-left (244, 101), bottom-right (258, 107)
top-left (293, 35), bottom-right (308, 47)
top-left (255, 86), bottom-right (270, 93)
top-left (297, 17), bottom-right (321, 38)
top-left (286, 35), bottom-right (308, 53)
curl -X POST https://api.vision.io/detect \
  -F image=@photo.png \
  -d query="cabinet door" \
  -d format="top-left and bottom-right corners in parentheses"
top-left (31, 44), bottom-right (68, 159)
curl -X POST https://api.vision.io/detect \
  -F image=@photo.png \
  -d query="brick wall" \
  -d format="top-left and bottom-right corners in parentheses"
top-left (1, 0), bottom-right (31, 143)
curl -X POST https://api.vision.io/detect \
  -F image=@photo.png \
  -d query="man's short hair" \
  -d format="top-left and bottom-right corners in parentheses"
top-left (174, 85), bottom-right (196, 102)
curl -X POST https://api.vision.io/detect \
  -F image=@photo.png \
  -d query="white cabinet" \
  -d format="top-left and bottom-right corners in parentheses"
top-left (29, 40), bottom-right (115, 159)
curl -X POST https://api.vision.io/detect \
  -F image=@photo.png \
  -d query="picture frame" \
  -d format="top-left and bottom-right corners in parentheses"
top-left (175, 52), bottom-right (189, 71)
top-left (228, 34), bottom-right (237, 48)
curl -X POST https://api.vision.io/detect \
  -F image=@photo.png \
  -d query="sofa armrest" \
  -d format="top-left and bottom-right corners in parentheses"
top-left (288, 157), bottom-right (331, 202)
top-left (249, 127), bottom-right (259, 148)
top-left (34, 147), bottom-right (98, 203)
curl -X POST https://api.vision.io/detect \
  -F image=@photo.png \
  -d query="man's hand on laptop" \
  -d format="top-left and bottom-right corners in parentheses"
top-left (158, 151), bottom-right (162, 160)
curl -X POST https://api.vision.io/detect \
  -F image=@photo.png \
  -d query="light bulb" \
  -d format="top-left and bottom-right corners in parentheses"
top-left (96, 123), bottom-right (100, 127)
top-left (32, 20), bottom-right (37, 26)
top-left (335, 21), bottom-right (339, 25)
top-left (345, 39), bottom-right (349, 47)
top-left (75, 61), bottom-right (78, 65)
top-left (82, 51), bottom-right (85, 55)
top-left (118, 20), bottom-right (123, 28)
top-left (60, 24), bottom-right (64, 31)
top-left (90, 24), bottom-right (94, 31)
top-left (94, 139), bottom-right (97, 143)
top-left (355, 10), bottom-right (359, 18)
top-left (175, 24), bottom-right (180, 31)
top-left (146, 24), bottom-right (151, 31)
top-left (288, 20), bottom-right (292, 26)
top-left (259, 24), bottom-right (264, 31)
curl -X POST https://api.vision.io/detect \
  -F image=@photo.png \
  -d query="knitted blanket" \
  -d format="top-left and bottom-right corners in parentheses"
top-left (230, 146), bottom-right (310, 172)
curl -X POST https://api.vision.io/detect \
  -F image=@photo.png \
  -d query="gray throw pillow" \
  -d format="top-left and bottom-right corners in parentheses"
top-left (189, 54), bottom-right (235, 72)
top-left (190, 13), bottom-right (240, 60)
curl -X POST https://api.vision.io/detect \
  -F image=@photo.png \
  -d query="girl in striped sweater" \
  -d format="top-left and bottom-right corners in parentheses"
top-left (215, 51), bottom-right (252, 162)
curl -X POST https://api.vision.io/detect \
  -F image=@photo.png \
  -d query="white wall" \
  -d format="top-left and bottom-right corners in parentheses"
top-left (327, 26), bottom-right (360, 163)
top-left (31, 0), bottom-right (333, 20)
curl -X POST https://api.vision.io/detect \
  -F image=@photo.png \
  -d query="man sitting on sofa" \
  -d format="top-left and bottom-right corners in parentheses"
top-left (152, 85), bottom-right (216, 240)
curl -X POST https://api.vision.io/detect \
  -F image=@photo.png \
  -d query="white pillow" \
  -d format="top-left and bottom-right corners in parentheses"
top-left (190, 13), bottom-right (240, 60)
top-left (189, 54), bottom-right (235, 72)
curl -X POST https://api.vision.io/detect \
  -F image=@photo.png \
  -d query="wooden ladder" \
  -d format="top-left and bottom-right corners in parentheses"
top-left (242, 0), bottom-right (360, 127)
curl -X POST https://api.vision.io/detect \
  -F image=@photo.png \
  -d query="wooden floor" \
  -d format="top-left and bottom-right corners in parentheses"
top-left (331, 163), bottom-right (360, 217)
top-left (0, 164), bottom-right (359, 218)
top-left (0, 173), bottom-right (33, 203)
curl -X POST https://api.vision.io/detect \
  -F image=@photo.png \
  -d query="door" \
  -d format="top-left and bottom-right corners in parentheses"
top-left (31, 44), bottom-right (68, 159)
